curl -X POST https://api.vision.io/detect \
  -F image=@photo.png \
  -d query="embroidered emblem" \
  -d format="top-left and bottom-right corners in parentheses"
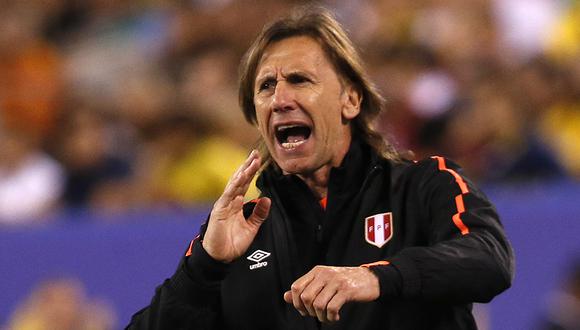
top-left (365, 212), bottom-right (393, 248)
top-left (247, 249), bottom-right (271, 270)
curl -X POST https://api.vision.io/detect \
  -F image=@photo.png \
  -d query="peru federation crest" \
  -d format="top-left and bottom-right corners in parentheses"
top-left (365, 212), bottom-right (393, 248)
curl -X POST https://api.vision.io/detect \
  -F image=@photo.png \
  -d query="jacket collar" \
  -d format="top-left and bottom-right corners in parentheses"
top-left (257, 138), bottom-right (376, 198)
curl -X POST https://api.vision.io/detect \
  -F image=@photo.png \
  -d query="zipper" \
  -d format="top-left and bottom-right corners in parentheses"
top-left (358, 164), bottom-right (382, 195)
top-left (315, 164), bottom-right (382, 244)
top-left (316, 224), bottom-right (323, 243)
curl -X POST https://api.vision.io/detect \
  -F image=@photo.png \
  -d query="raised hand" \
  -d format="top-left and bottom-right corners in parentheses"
top-left (283, 266), bottom-right (380, 323)
top-left (202, 150), bottom-right (271, 263)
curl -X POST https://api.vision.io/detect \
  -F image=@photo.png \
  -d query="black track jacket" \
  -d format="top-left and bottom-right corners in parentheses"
top-left (127, 141), bottom-right (514, 330)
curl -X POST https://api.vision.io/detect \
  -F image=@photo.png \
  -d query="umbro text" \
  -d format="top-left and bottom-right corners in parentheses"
top-left (249, 261), bottom-right (268, 270)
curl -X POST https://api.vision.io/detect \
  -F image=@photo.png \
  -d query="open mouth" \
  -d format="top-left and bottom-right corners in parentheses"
top-left (275, 124), bottom-right (312, 149)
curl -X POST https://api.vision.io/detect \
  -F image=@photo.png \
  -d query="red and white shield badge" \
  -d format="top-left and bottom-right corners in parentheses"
top-left (365, 212), bottom-right (393, 248)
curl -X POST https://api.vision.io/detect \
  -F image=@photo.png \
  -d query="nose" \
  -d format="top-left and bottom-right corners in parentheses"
top-left (271, 81), bottom-right (295, 113)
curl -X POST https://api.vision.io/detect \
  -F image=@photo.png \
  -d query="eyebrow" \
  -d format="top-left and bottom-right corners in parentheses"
top-left (255, 72), bottom-right (275, 83)
top-left (286, 70), bottom-right (314, 78)
top-left (255, 69), bottom-right (315, 84)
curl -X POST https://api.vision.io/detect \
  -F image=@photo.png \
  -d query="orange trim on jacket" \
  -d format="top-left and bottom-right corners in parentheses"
top-left (319, 197), bottom-right (328, 210)
top-left (185, 235), bottom-right (201, 257)
top-left (360, 260), bottom-right (390, 268)
top-left (431, 156), bottom-right (470, 235)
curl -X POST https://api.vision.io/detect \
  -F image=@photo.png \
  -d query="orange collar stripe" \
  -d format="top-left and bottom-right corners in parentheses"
top-left (319, 197), bottom-right (328, 210)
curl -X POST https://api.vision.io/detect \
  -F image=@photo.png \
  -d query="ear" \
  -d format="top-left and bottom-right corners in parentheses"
top-left (341, 84), bottom-right (362, 120)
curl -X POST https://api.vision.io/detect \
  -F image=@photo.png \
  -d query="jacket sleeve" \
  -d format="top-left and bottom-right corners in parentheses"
top-left (369, 157), bottom-right (515, 304)
top-left (126, 223), bottom-right (230, 330)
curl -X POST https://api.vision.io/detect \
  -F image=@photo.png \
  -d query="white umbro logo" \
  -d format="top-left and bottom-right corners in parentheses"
top-left (247, 249), bottom-right (271, 270)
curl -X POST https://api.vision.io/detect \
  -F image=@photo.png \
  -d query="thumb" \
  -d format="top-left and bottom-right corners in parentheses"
top-left (247, 197), bottom-right (271, 228)
top-left (283, 290), bottom-right (292, 304)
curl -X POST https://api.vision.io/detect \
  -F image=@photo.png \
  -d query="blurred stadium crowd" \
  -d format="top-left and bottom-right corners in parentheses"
top-left (0, 0), bottom-right (579, 223)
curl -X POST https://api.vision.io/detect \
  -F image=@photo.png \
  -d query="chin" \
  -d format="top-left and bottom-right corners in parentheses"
top-left (276, 158), bottom-right (314, 175)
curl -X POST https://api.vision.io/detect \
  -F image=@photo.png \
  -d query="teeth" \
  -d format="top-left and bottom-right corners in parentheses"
top-left (287, 137), bottom-right (302, 143)
top-left (281, 140), bottom-right (306, 149)
top-left (276, 124), bottom-right (300, 132)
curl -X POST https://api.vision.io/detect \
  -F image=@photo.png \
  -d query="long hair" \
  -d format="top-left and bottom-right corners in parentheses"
top-left (238, 6), bottom-right (400, 165)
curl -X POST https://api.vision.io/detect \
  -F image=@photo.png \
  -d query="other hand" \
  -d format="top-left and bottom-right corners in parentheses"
top-left (283, 266), bottom-right (380, 323)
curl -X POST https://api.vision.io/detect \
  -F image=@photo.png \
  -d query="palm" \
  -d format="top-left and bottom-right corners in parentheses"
top-left (203, 151), bottom-right (271, 263)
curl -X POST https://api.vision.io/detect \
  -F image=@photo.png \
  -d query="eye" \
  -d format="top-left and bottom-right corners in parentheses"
top-left (287, 74), bottom-right (310, 85)
top-left (258, 79), bottom-right (276, 92)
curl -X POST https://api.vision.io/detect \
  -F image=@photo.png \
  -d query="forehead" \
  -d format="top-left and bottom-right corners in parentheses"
top-left (256, 36), bottom-right (335, 76)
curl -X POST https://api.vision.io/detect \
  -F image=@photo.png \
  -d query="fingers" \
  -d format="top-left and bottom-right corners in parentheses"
top-left (235, 152), bottom-right (261, 195)
top-left (312, 284), bottom-right (338, 322)
top-left (326, 292), bottom-right (346, 322)
top-left (218, 150), bottom-right (261, 206)
top-left (290, 272), bottom-right (315, 316)
top-left (229, 149), bottom-right (260, 193)
top-left (285, 284), bottom-right (343, 323)
top-left (286, 267), bottom-right (343, 323)
top-left (299, 277), bottom-right (326, 317)
top-left (284, 266), bottom-right (377, 323)
top-left (246, 197), bottom-right (271, 228)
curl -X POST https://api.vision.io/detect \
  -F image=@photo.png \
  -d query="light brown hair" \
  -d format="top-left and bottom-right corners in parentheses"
top-left (238, 6), bottom-right (400, 164)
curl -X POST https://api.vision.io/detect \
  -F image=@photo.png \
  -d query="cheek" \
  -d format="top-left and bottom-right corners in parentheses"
top-left (321, 102), bottom-right (346, 128)
top-left (254, 108), bottom-right (269, 136)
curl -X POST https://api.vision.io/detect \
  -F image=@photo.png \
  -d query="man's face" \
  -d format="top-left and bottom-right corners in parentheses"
top-left (253, 36), bottom-right (361, 175)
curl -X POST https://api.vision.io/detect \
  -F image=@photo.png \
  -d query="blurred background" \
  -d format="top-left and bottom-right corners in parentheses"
top-left (0, 0), bottom-right (579, 329)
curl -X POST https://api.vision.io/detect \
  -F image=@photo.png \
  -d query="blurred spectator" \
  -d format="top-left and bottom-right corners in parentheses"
top-left (0, 129), bottom-right (64, 225)
top-left (492, 0), bottom-right (566, 62)
top-left (540, 2), bottom-right (580, 178)
top-left (114, 67), bottom-right (176, 134)
top-left (539, 100), bottom-right (580, 179)
top-left (133, 113), bottom-right (258, 206)
top-left (53, 106), bottom-right (134, 213)
top-left (412, 0), bottom-right (498, 73)
top-left (176, 45), bottom-right (259, 147)
top-left (5, 277), bottom-right (116, 330)
top-left (372, 45), bottom-right (431, 151)
top-left (416, 72), bottom-right (566, 183)
top-left (539, 259), bottom-right (580, 330)
top-left (547, 0), bottom-right (580, 63)
top-left (0, 2), bottom-right (63, 143)
top-left (60, 1), bottom-right (172, 116)
top-left (538, 62), bottom-right (580, 178)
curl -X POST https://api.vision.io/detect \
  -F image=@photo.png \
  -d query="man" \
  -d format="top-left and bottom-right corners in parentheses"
top-left (128, 7), bottom-right (514, 330)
